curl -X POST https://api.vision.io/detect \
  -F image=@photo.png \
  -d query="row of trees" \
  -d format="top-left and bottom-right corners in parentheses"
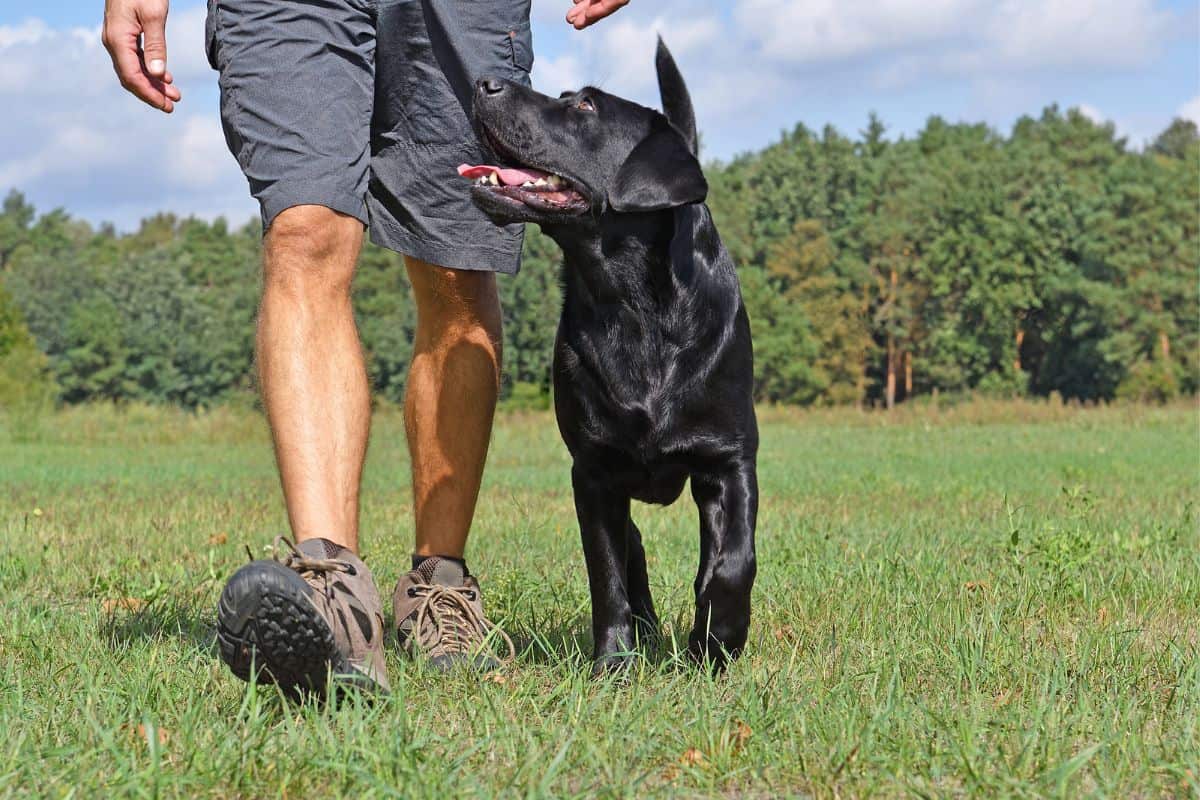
top-left (0, 106), bottom-right (1196, 410)
top-left (709, 109), bottom-right (1198, 406)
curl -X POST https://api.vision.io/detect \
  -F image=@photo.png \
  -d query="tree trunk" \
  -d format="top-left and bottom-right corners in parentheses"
top-left (1014, 328), bottom-right (1025, 372)
top-left (1159, 331), bottom-right (1170, 361)
top-left (904, 350), bottom-right (912, 397)
top-left (885, 269), bottom-right (897, 410)
top-left (886, 335), bottom-right (896, 411)
top-left (858, 285), bottom-right (869, 408)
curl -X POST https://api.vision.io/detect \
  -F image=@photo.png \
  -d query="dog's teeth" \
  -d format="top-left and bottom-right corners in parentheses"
top-left (547, 175), bottom-right (563, 188)
top-left (522, 181), bottom-right (534, 187)
top-left (534, 177), bottom-right (548, 187)
top-left (487, 172), bottom-right (499, 185)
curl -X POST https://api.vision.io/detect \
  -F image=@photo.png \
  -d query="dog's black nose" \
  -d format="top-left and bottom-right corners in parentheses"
top-left (478, 77), bottom-right (505, 96)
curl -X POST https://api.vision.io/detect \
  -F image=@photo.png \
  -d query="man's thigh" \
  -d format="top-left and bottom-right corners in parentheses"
top-left (367, 0), bottom-right (534, 275)
top-left (205, 0), bottom-right (375, 229)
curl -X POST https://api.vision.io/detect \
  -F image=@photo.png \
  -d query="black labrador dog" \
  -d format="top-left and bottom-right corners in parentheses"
top-left (461, 40), bottom-right (757, 672)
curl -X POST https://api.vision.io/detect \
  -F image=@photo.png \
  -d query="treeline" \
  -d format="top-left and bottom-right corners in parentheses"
top-left (0, 106), bottom-right (1196, 410)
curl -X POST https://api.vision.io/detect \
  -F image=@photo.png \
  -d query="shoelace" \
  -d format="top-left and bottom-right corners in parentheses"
top-left (268, 536), bottom-right (378, 642)
top-left (410, 584), bottom-right (516, 663)
top-left (274, 537), bottom-right (357, 575)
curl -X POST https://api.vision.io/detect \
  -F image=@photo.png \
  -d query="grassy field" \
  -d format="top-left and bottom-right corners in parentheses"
top-left (1, 400), bottom-right (1197, 798)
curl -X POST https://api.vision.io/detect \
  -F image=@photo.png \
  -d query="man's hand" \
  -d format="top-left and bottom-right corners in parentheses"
top-left (102, 0), bottom-right (181, 112)
top-left (566, 0), bottom-right (630, 30)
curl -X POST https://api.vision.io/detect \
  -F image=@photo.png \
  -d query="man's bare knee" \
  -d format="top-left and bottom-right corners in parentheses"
top-left (263, 205), bottom-right (364, 300)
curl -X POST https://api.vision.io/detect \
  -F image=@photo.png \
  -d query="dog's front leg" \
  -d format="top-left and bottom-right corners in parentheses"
top-left (688, 460), bottom-right (758, 670)
top-left (572, 463), bottom-right (637, 675)
top-left (626, 519), bottom-right (660, 646)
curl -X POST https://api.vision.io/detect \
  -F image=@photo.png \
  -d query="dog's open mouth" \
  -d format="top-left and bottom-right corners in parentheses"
top-left (458, 163), bottom-right (589, 215)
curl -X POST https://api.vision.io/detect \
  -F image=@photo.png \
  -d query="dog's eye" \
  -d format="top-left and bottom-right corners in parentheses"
top-left (576, 98), bottom-right (595, 113)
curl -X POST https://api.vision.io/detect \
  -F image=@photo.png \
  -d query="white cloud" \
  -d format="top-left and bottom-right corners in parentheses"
top-left (1180, 95), bottom-right (1200, 126)
top-left (162, 3), bottom-right (213, 82)
top-left (0, 18), bottom-right (51, 48)
top-left (529, 0), bottom-right (1184, 161)
top-left (530, 3), bottom-right (772, 154)
top-left (736, 0), bottom-right (978, 65)
top-left (168, 116), bottom-right (235, 189)
top-left (1, 0), bottom-right (1191, 228)
top-left (532, 10), bottom-right (720, 96)
top-left (735, 0), bottom-right (1175, 75)
top-left (531, 0), bottom-right (572, 25)
top-left (0, 4), bottom-right (255, 229)
top-left (531, 52), bottom-right (585, 96)
top-left (986, 0), bottom-right (1172, 70)
top-left (1077, 103), bottom-right (1106, 125)
top-left (1072, 103), bottom-right (1146, 142)
top-left (584, 14), bottom-right (719, 91)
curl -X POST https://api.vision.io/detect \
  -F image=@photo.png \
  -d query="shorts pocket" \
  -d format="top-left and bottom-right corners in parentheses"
top-left (507, 19), bottom-right (533, 80)
top-left (204, 0), bottom-right (220, 70)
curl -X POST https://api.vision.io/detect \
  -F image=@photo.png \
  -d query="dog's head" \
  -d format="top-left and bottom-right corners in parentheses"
top-left (463, 38), bottom-right (706, 226)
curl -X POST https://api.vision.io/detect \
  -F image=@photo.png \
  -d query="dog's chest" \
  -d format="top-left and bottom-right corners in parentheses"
top-left (557, 300), bottom-right (715, 459)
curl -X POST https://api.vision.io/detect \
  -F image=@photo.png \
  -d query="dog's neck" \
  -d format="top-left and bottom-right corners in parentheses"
top-left (545, 211), bottom-right (681, 311)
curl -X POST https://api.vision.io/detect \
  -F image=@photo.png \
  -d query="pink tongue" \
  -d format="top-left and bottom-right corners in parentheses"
top-left (457, 163), bottom-right (550, 186)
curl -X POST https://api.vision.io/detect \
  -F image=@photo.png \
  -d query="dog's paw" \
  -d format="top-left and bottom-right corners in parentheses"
top-left (632, 613), bottom-right (662, 651)
top-left (687, 631), bottom-right (740, 673)
top-left (590, 650), bottom-right (637, 679)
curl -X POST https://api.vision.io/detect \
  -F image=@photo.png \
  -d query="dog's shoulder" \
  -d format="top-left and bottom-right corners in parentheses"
top-left (667, 203), bottom-right (742, 319)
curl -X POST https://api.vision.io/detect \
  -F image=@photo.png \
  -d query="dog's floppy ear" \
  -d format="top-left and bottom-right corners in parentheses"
top-left (655, 36), bottom-right (697, 155)
top-left (609, 118), bottom-right (708, 213)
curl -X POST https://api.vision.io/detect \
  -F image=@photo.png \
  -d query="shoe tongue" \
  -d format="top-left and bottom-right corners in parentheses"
top-left (297, 537), bottom-right (345, 560)
top-left (417, 556), bottom-right (467, 587)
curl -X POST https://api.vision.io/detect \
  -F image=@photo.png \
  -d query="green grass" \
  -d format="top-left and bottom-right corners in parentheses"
top-left (1, 400), bottom-right (1197, 798)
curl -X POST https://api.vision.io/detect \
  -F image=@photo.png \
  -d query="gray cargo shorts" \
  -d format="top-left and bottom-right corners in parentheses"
top-left (204, 0), bottom-right (532, 274)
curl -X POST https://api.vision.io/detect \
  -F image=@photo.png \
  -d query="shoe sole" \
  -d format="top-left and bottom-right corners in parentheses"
top-left (217, 560), bottom-right (342, 695)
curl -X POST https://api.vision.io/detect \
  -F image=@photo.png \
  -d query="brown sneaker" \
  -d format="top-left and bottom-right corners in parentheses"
top-left (217, 536), bottom-right (389, 696)
top-left (392, 557), bottom-right (515, 671)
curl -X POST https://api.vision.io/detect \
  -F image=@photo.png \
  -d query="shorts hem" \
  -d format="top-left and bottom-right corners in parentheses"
top-left (368, 221), bottom-right (524, 275)
top-left (260, 190), bottom-right (369, 231)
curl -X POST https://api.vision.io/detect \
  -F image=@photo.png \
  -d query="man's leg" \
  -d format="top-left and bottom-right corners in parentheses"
top-left (218, 204), bottom-right (390, 694)
top-left (390, 257), bottom-right (515, 669)
top-left (209, 0), bottom-right (390, 694)
top-left (403, 257), bottom-right (502, 559)
top-left (256, 205), bottom-right (371, 553)
top-left (369, 0), bottom-right (528, 669)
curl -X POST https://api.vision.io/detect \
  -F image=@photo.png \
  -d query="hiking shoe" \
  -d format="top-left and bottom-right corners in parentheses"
top-left (392, 557), bottom-right (515, 671)
top-left (217, 536), bottom-right (390, 696)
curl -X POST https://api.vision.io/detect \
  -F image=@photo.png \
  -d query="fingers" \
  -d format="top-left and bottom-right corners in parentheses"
top-left (566, 0), bottom-right (630, 30)
top-left (155, 66), bottom-right (182, 102)
top-left (101, 6), bottom-right (180, 113)
top-left (565, 0), bottom-right (590, 30)
top-left (139, 4), bottom-right (168, 77)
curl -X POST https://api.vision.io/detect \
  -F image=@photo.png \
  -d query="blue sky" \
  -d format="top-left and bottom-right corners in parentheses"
top-left (3, 0), bottom-right (1198, 230)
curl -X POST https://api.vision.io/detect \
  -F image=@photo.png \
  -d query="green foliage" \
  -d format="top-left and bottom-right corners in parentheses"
top-left (0, 276), bottom-right (35, 357)
top-left (354, 241), bottom-right (415, 403)
top-left (765, 219), bottom-right (870, 403)
top-left (1005, 487), bottom-right (1102, 597)
top-left (739, 266), bottom-right (824, 404)
top-left (712, 107), bottom-right (1198, 406)
top-left (0, 279), bottom-right (55, 414)
top-left (499, 228), bottom-right (561, 397)
top-left (1115, 357), bottom-right (1181, 404)
top-left (1, 104), bottom-right (1196, 409)
top-left (500, 380), bottom-right (553, 411)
